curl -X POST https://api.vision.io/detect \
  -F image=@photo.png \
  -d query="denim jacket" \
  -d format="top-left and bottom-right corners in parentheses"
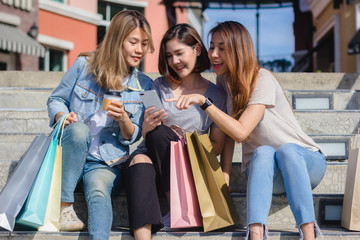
top-left (47, 56), bottom-right (152, 164)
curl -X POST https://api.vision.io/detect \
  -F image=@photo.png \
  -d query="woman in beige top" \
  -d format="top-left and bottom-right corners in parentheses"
top-left (167, 21), bottom-right (326, 240)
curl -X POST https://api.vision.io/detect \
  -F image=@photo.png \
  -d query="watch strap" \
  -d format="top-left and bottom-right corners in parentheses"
top-left (200, 97), bottom-right (213, 111)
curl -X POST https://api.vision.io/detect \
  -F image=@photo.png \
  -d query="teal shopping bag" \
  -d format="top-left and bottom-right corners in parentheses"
top-left (15, 115), bottom-right (67, 229)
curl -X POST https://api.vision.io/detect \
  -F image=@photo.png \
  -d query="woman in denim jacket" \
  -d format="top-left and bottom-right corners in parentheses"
top-left (46, 10), bottom-right (154, 240)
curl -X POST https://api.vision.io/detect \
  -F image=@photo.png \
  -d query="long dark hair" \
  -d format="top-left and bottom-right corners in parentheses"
top-left (158, 23), bottom-right (210, 84)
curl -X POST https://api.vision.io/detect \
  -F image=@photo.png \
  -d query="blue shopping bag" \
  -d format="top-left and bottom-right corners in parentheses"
top-left (0, 134), bottom-right (51, 231)
top-left (15, 115), bottom-right (67, 229)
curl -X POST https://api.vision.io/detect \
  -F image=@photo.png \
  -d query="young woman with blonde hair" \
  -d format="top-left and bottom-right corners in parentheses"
top-left (168, 21), bottom-right (327, 240)
top-left (47, 10), bottom-right (154, 240)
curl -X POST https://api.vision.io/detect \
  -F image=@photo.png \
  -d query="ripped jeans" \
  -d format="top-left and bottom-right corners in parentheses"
top-left (245, 143), bottom-right (327, 240)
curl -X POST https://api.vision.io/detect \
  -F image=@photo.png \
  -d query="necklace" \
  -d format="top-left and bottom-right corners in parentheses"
top-left (126, 69), bottom-right (142, 91)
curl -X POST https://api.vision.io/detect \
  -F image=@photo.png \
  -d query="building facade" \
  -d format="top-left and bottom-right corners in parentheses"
top-left (309, 0), bottom-right (360, 73)
top-left (0, 0), bottom-right (45, 70)
top-left (1, 0), bottom-right (202, 72)
top-left (38, 0), bottom-right (101, 72)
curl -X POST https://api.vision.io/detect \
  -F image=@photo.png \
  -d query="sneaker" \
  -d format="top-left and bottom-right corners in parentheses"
top-left (162, 212), bottom-right (170, 227)
top-left (59, 205), bottom-right (85, 231)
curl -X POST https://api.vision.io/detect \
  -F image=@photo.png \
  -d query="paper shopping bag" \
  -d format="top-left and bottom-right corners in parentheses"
top-left (0, 134), bottom-right (51, 231)
top-left (170, 140), bottom-right (202, 228)
top-left (342, 130), bottom-right (360, 230)
top-left (39, 116), bottom-right (68, 231)
top-left (185, 132), bottom-right (239, 232)
top-left (16, 115), bottom-right (67, 229)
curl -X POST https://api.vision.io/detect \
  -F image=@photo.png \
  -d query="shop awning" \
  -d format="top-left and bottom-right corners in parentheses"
top-left (0, 23), bottom-right (45, 57)
top-left (348, 29), bottom-right (360, 55)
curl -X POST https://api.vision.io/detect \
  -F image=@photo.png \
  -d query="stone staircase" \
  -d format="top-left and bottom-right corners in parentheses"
top-left (0, 71), bottom-right (360, 239)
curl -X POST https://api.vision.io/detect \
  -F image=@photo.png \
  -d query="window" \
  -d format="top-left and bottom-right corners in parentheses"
top-left (97, 1), bottom-right (147, 69)
top-left (97, 1), bottom-right (144, 44)
top-left (39, 48), bottom-right (66, 72)
top-left (0, 50), bottom-right (15, 70)
top-left (0, 62), bottom-right (6, 70)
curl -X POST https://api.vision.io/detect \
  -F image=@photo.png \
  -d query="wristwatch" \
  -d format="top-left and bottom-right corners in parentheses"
top-left (200, 97), bottom-right (213, 111)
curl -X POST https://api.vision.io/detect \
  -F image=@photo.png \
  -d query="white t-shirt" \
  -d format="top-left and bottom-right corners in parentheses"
top-left (218, 68), bottom-right (324, 174)
top-left (85, 76), bottom-right (129, 160)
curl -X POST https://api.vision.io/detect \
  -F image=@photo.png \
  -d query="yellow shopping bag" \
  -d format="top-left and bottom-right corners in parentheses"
top-left (185, 132), bottom-right (239, 232)
top-left (341, 129), bottom-right (360, 230)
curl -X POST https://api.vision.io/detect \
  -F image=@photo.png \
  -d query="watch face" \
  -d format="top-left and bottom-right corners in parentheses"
top-left (201, 98), bottom-right (213, 110)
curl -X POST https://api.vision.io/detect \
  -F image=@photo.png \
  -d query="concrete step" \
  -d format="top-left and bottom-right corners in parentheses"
top-left (0, 109), bottom-right (358, 135)
top-left (0, 158), bottom-right (347, 195)
top-left (0, 110), bottom-right (51, 134)
top-left (3, 228), bottom-right (360, 240)
top-left (284, 90), bottom-right (360, 110)
top-left (1, 88), bottom-right (359, 110)
top-left (1, 72), bottom-right (360, 90)
top-left (0, 88), bottom-right (52, 109)
top-left (229, 162), bottom-right (347, 194)
top-left (295, 110), bottom-right (360, 135)
top-left (0, 71), bottom-right (64, 88)
top-left (0, 130), bottom-right (355, 163)
top-left (9, 193), bottom-right (342, 231)
top-left (0, 133), bottom-right (352, 194)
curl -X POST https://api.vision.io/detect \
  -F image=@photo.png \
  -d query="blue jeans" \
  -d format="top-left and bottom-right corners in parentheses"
top-left (245, 143), bottom-right (327, 240)
top-left (61, 122), bottom-right (122, 240)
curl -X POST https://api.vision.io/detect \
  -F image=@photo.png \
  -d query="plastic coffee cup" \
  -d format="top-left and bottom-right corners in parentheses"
top-left (103, 91), bottom-right (121, 111)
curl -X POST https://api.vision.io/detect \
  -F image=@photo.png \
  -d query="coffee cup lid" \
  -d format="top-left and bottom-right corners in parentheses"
top-left (105, 90), bottom-right (121, 97)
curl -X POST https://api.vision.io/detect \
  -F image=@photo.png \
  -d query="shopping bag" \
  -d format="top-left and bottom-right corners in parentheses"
top-left (39, 115), bottom-right (68, 231)
top-left (16, 115), bottom-right (67, 229)
top-left (185, 132), bottom-right (239, 232)
top-left (341, 129), bottom-right (360, 230)
top-left (0, 134), bottom-right (51, 231)
top-left (170, 140), bottom-right (202, 228)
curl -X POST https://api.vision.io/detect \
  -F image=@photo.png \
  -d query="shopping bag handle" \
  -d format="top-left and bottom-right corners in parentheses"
top-left (58, 114), bottom-right (69, 146)
top-left (51, 114), bottom-right (69, 141)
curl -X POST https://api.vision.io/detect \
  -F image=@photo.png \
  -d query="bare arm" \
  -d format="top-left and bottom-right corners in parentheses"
top-left (209, 126), bottom-right (226, 156)
top-left (166, 94), bottom-right (266, 143)
top-left (204, 103), bottom-right (265, 143)
top-left (220, 135), bottom-right (235, 186)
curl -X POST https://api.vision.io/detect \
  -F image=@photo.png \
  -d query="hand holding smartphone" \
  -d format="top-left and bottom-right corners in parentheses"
top-left (140, 90), bottom-right (168, 119)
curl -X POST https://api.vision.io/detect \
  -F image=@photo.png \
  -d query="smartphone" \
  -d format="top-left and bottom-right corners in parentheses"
top-left (139, 90), bottom-right (168, 119)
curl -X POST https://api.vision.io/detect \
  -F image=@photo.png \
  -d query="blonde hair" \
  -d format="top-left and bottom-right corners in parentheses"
top-left (86, 10), bottom-right (154, 90)
top-left (209, 21), bottom-right (259, 119)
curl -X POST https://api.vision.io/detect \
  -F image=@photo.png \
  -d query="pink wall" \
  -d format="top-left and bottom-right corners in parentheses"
top-left (143, 0), bottom-right (188, 73)
top-left (39, 9), bottom-right (98, 68)
top-left (67, 0), bottom-right (97, 14)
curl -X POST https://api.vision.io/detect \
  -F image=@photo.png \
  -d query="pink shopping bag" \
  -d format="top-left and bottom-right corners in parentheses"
top-left (170, 140), bottom-right (202, 228)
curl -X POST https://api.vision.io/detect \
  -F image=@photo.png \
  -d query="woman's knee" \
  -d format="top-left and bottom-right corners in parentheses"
top-left (84, 175), bottom-right (114, 201)
top-left (129, 154), bottom-right (153, 167)
top-left (251, 145), bottom-right (276, 166)
top-left (276, 143), bottom-right (300, 161)
top-left (63, 122), bottom-right (91, 144)
top-left (248, 146), bottom-right (276, 178)
top-left (145, 125), bottom-right (174, 142)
